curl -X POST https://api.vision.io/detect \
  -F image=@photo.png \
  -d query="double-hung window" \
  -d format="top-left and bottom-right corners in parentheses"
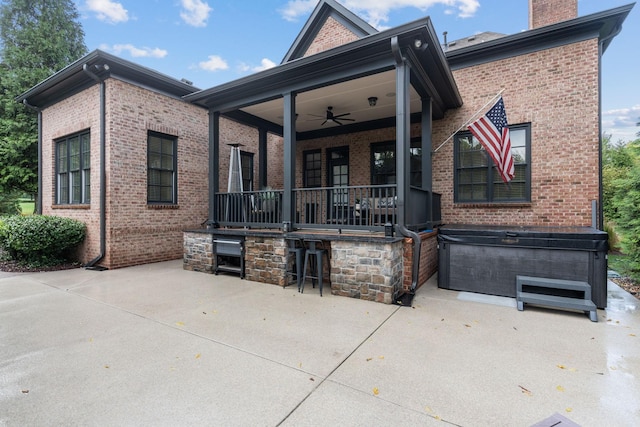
top-left (147, 132), bottom-right (177, 204)
top-left (56, 131), bottom-right (90, 204)
top-left (454, 123), bottom-right (531, 203)
top-left (371, 138), bottom-right (422, 187)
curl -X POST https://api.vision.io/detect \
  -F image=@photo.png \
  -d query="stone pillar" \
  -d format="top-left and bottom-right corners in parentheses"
top-left (330, 240), bottom-right (404, 304)
top-left (183, 232), bottom-right (214, 273)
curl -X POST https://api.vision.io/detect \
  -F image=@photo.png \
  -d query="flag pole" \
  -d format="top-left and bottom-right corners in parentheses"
top-left (433, 88), bottom-right (505, 154)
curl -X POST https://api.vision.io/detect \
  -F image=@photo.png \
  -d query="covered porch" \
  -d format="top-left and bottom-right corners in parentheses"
top-left (183, 11), bottom-right (461, 302)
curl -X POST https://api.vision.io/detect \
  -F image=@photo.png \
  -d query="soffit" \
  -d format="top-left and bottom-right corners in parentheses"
top-left (241, 70), bottom-right (421, 133)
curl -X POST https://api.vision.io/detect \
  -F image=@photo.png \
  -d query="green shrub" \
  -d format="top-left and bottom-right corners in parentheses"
top-left (0, 215), bottom-right (86, 266)
top-left (617, 164), bottom-right (640, 273)
top-left (604, 221), bottom-right (621, 252)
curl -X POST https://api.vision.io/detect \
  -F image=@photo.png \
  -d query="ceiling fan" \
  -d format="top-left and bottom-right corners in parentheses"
top-left (309, 106), bottom-right (355, 126)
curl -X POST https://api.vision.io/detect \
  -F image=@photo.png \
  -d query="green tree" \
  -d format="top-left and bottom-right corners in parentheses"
top-left (602, 135), bottom-right (635, 222)
top-left (0, 0), bottom-right (86, 204)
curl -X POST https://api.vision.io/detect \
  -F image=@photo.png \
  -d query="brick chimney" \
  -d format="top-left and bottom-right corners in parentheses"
top-left (529, 0), bottom-right (578, 29)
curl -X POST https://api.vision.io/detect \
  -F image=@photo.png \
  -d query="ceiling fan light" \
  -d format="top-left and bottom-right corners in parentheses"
top-left (368, 96), bottom-right (378, 107)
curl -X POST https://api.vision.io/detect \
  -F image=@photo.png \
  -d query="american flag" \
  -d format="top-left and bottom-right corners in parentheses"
top-left (467, 96), bottom-right (514, 183)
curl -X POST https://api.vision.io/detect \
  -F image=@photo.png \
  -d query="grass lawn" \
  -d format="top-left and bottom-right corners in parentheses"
top-left (19, 200), bottom-right (35, 215)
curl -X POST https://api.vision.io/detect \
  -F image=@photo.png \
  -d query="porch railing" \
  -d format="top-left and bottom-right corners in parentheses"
top-left (213, 185), bottom-right (441, 231)
top-left (215, 189), bottom-right (284, 228)
top-left (293, 185), bottom-right (397, 231)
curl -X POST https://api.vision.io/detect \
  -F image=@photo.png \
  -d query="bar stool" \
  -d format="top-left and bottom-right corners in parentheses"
top-left (285, 237), bottom-right (305, 291)
top-left (301, 239), bottom-right (329, 296)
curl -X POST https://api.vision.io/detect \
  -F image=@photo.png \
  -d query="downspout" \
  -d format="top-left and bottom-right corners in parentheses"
top-left (22, 99), bottom-right (42, 214)
top-left (82, 64), bottom-right (108, 269)
top-left (391, 36), bottom-right (421, 304)
top-left (597, 24), bottom-right (622, 231)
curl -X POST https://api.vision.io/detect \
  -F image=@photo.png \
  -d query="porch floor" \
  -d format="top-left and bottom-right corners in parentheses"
top-left (1, 261), bottom-right (638, 426)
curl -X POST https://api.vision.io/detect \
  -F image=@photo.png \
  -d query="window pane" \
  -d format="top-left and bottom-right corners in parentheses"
top-left (149, 136), bottom-right (162, 153)
top-left (148, 186), bottom-right (160, 201)
top-left (161, 154), bottom-right (173, 170)
top-left (58, 142), bottom-right (67, 172)
top-left (84, 170), bottom-right (91, 203)
top-left (71, 171), bottom-right (81, 203)
top-left (161, 171), bottom-right (173, 186)
top-left (161, 139), bottom-right (173, 154)
top-left (59, 172), bottom-right (69, 203)
top-left (160, 187), bottom-right (173, 202)
top-left (458, 184), bottom-right (487, 201)
top-left (148, 169), bottom-right (161, 185)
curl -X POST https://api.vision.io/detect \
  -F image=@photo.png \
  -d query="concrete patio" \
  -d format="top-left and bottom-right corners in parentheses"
top-left (1, 260), bottom-right (638, 426)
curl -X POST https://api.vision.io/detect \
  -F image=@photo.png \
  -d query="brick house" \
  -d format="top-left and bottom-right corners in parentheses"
top-left (18, 0), bottom-right (631, 304)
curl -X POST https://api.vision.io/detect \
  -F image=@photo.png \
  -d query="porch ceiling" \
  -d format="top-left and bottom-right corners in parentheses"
top-left (241, 70), bottom-right (422, 133)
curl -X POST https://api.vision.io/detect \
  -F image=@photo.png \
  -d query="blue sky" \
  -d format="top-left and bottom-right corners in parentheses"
top-left (75, 0), bottom-right (639, 142)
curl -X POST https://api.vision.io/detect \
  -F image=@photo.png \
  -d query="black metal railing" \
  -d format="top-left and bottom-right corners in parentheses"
top-left (215, 189), bottom-right (284, 228)
top-left (214, 185), bottom-right (441, 231)
top-left (294, 184), bottom-right (397, 231)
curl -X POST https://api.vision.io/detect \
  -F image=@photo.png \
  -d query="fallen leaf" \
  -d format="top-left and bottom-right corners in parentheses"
top-left (610, 366), bottom-right (617, 370)
top-left (519, 385), bottom-right (532, 396)
top-left (566, 408), bottom-right (573, 413)
top-left (195, 353), bottom-right (201, 359)
top-left (464, 324), bottom-right (471, 328)
top-left (557, 364), bottom-right (566, 370)
top-left (630, 333), bottom-right (636, 337)
top-left (176, 321), bottom-right (185, 327)
top-left (104, 365), bottom-right (110, 369)
top-left (21, 389), bottom-right (29, 394)
top-left (378, 356), bottom-right (384, 360)
top-left (309, 377), bottom-right (315, 381)
top-left (556, 385), bottom-right (565, 392)
top-left (373, 387), bottom-right (379, 396)
top-left (89, 337), bottom-right (93, 342)
top-left (366, 358), bottom-right (373, 362)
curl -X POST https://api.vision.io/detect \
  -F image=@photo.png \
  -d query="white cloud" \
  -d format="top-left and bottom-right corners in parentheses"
top-left (602, 105), bottom-right (640, 143)
top-left (86, 0), bottom-right (129, 24)
top-left (199, 55), bottom-right (229, 72)
top-left (280, 0), bottom-right (316, 22)
top-left (102, 43), bottom-right (168, 58)
top-left (279, 0), bottom-right (479, 27)
top-left (252, 58), bottom-right (277, 72)
top-left (180, 0), bottom-right (213, 27)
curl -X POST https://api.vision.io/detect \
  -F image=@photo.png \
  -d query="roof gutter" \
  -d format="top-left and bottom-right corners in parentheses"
top-left (21, 99), bottom-right (42, 214)
top-left (391, 36), bottom-right (421, 306)
top-left (82, 63), bottom-right (108, 270)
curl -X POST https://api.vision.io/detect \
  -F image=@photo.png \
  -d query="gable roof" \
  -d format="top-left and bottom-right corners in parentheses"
top-left (17, 49), bottom-right (200, 109)
top-left (282, 0), bottom-right (378, 63)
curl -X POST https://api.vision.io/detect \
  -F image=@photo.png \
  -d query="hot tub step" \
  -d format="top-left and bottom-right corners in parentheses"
top-left (516, 275), bottom-right (597, 322)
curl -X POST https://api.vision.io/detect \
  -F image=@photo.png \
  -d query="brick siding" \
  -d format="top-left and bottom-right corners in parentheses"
top-left (529, 0), bottom-right (577, 29)
top-left (303, 16), bottom-right (360, 57)
top-left (433, 39), bottom-right (600, 227)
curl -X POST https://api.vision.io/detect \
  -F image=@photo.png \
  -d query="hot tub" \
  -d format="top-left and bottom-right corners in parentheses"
top-left (437, 224), bottom-right (608, 308)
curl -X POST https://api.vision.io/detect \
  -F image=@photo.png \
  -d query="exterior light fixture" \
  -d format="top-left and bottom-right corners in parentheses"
top-left (368, 96), bottom-right (378, 107)
top-left (414, 39), bottom-right (428, 51)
